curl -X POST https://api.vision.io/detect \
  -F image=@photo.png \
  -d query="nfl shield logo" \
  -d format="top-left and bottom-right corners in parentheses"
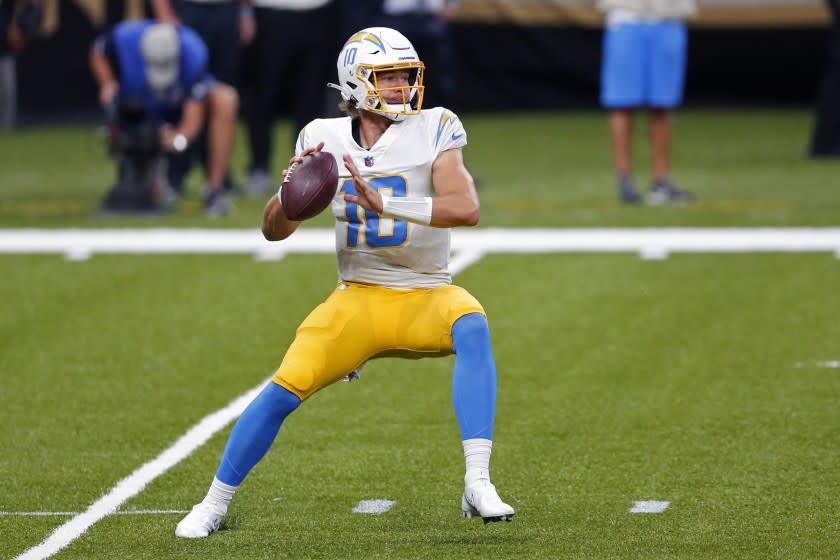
top-left (364, 156), bottom-right (374, 167)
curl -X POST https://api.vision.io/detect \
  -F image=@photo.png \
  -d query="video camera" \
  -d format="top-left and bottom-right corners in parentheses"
top-left (100, 100), bottom-right (172, 214)
top-left (105, 101), bottom-right (161, 156)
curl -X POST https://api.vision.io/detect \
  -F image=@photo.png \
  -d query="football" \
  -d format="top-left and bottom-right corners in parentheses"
top-left (280, 151), bottom-right (339, 221)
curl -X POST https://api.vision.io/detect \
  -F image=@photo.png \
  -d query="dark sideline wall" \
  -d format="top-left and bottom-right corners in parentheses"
top-left (13, 0), bottom-right (835, 124)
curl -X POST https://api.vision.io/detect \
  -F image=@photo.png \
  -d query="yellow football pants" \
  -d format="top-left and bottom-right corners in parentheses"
top-left (272, 282), bottom-right (485, 401)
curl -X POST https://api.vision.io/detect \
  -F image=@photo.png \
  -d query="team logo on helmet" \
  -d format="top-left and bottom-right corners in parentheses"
top-left (327, 27), bottom-right (425, 122)
top-left (344, 32), bottom-right (387, 53)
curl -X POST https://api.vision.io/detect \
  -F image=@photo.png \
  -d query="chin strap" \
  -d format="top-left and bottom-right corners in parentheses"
top-left (328, 82), bottom-right (360, 111)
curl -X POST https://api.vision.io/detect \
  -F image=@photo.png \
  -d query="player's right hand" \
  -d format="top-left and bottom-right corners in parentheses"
top-left (99, 82), bottom-right (118, 106)
top-left (281, 142), bottom-right (324, 182)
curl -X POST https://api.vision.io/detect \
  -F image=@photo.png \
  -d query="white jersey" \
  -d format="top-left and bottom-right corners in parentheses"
top-left (295, 107), bottom-right (467, 289)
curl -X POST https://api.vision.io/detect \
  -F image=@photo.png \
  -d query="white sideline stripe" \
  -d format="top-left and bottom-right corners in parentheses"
top-left (795, 360), bottom-right (840, 368)
top-left (449, 250), bottom-right (485, 275)
top-left (254, 247), bottom-right (287, 262)
top-left (1, 510), bottom-right (189, 517)
top-left (12, 379), bottom-right (272, 560)
top-left (63, 247), bottom-right (92, 261)
top-left (352, 500), bottom-right (396, 515)
top-left (639, 247), bottom-right (669, 260)
top-left (3, 228), bottom-right (840, 256)
top-left (629, 500), bottom-right (671, 513)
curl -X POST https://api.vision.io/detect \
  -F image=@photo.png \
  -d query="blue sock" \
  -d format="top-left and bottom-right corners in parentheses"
top-left (451, 313), bottom-right (497, 440)
top-left (215, 382), bottom-right (301, 486)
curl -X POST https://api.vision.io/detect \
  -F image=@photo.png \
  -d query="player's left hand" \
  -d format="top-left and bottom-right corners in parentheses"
top-left (239, 10), bottom-right (256, 45)
top-left (342, 154), bottom-right (383, 214)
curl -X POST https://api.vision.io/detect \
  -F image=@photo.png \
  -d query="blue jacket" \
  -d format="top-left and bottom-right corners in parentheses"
top-left (95, 20), bottom-right (213, 123)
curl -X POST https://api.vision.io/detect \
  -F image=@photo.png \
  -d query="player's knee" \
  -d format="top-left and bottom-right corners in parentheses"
top-left (209, 84), bottom-right (238, 118)
top-left (265, 381), bottom-right (302, 413)
top-left (248, 381), bottom-right (302, 419)
top-left (451, 312), bottom-right (491, 354)
top-left (272, 362), bottom-right (316, 399)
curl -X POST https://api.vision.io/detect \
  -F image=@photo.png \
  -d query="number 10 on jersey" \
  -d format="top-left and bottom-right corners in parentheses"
top-left (339, 176), bottom-right (408, 249)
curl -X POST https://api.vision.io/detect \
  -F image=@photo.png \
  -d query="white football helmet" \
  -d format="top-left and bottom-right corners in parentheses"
top-left (328, 27), bottom-right (425, 121)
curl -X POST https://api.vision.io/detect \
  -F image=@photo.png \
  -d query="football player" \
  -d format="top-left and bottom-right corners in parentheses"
top-left (176, 27), bottom-right (514, 538)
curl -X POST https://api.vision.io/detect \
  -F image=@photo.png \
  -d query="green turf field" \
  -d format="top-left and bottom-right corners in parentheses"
top-left (2, 111), bottom-right (839, 559)
top-left (1, 110), bottom-right (839, 227)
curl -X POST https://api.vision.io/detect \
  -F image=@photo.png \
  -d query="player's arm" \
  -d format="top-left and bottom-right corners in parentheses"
top-left (161, 68), bottom-right (214, 152)
top-left (239, 0), bottom-right (256, 44)
top-left (89, 37), bottom-right (118, 106)
top-left (160, 99), bottom-right (205, 153)
top-left (262, 142), bottom-right (325, 241)
top-left (150, 0), bottom-right (180, 23)
top-left (428, 148), bottom-right (480, 227)
top-left (261, 196), bottom-right (301, 241)
top-left (342, 148), bottom-right (479, 228)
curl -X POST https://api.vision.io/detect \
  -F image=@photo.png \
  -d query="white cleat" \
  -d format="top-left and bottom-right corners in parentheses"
top-left (461, 481), bottom-right (515, 524)
top-left (175, 501), bottom-right (227, 538)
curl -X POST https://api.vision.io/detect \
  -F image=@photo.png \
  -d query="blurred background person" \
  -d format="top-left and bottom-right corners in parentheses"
top-left (151, 0), bottom-right (255, 86)
top-left (90, 20), bottom-right (239, 215)
top-left (810, 0), bottom-right (840, 157)
top-left (151, 0), bottom-right (255, 192)
top-left (374, 0), bottom-right (458, 109)
top-left (0, 0), bottom-right (41, 131)
top-left (598, 0), bottom-right (696, 205)
top-left (338, 0), bottom-right (379, 39)
top-left (243, 0), bottom-right (338, 196)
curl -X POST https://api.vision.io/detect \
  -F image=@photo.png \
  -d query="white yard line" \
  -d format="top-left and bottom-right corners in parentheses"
top-left (352, 500), bottom-right (396, 515)
top-left (449, 250), bottom-right (486, 275)
top-left (629, 501), bottom-right (671, 513)
top-left (12, 379), bottom-right (271, 560)
top-left (1, 512), bottom-right (79, 517)
top-left (1, 510), bottom-right (189, 517)
top-left (113, 509), bottom-right (189, 515)
top-left (1, 228), bottom-right (840, 259)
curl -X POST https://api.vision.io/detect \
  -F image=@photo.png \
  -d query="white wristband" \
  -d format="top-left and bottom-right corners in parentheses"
top-left (380, 194), bottom-right (433, 225)
top-left (276, 184), bottom-right (283, 204)
top-left (172, 133), bottom-right (188, 152)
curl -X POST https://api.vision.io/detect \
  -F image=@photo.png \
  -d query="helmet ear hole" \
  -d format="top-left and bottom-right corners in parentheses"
top-left (343, 82), bottom-right (359, 107)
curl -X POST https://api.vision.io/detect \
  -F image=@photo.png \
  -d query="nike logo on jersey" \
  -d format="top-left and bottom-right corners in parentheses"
top-left (452, 132), bottom-right (463, 141)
